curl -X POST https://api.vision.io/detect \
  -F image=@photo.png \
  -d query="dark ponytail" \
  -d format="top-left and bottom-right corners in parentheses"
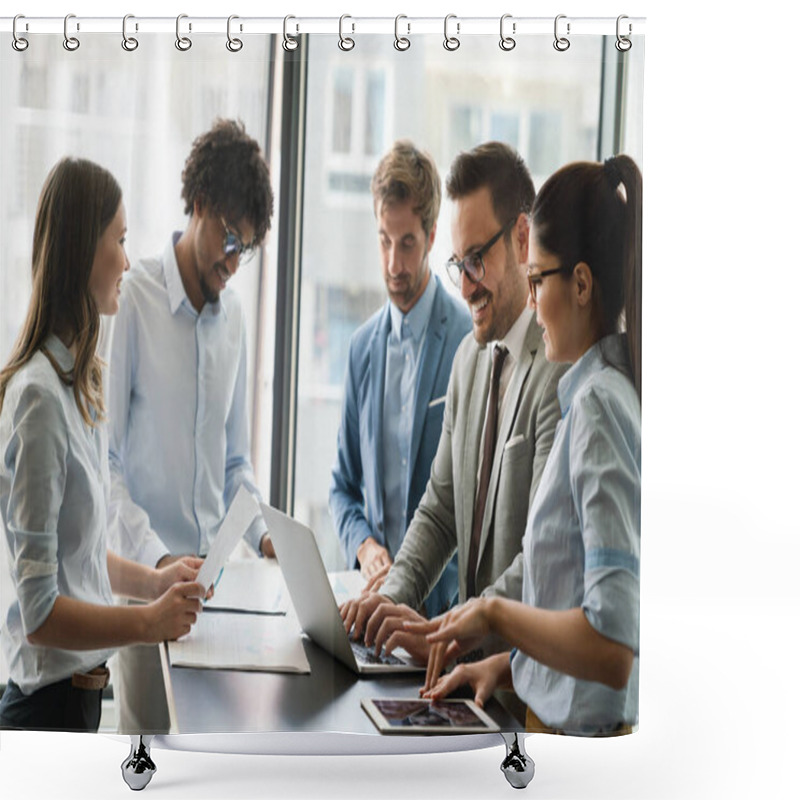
top-left (532, 155), bottom-right (642, 400)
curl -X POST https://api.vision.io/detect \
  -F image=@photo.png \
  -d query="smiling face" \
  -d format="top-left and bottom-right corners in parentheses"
top-left (191, 202), bottom-right (255, 307)
top-left (88, 202), bottom-right (129, 315)
top-left (378, 199), bottom-right (434, 313)
top-left (529, 234), bottom-right (598, 364)
top-left (450, 186), bottom-right (528, 345)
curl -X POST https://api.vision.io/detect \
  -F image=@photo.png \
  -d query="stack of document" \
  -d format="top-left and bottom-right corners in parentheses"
top-left (168, 613), bottom-right (310, 673)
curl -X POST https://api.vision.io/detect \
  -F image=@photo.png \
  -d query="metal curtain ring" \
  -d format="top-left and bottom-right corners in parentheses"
top-left (394, 15), bottom-right (410, 51)
top-left (12, 15), bottom-right (29, 52)
top-left (122, 14), bottom-right (139, 52)
top-left (63, 13), bottom-right (80, 51)
top-left (499, 14), bottom-right (516, 51)
top-left (616, 15), bottom-right (632, 52)
top-left (227, 15), bottom-right (243, 52)
top-left (443, 14), bottom-right (460, 51)
top-left (283, 15), bottom-right (299, 51)
top-left (553, 14), bottom-right (570, 52)
top-left (176, 14), bottom-right (192, 51)
top-left (338, 14), bottom-right (355, 51)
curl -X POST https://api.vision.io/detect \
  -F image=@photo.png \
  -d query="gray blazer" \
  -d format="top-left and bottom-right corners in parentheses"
top-left (380, 312), bottom-right (566, 610)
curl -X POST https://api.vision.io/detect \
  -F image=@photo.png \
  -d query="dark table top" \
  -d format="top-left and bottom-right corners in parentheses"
top-left (161, 631), bottom-right (523, 736)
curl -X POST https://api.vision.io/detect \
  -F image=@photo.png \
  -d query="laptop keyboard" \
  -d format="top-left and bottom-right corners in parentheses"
top-left (349, 636), bottom-right (407, 666)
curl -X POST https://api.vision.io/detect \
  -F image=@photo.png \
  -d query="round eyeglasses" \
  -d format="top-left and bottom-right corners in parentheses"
top-left (445, 218), bottom-right (516, 287)
top-left (221, 216), bottom-right (257, 264)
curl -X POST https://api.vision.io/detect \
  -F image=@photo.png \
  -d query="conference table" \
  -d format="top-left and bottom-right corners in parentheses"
top-left (158, 631), bottom-right (523, 736)
top-left (118, 559), bottom-right (532, 790)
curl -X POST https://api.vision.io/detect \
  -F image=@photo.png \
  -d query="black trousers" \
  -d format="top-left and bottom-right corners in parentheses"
top-left (0, 674), bottom-right (103, 732)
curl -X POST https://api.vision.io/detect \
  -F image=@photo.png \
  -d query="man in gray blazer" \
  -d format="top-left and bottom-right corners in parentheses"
top-left (342, 142), bottom-right (565, 662)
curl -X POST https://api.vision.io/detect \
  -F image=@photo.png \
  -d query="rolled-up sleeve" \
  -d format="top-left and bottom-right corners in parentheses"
top-left (569, 385), bottom-right (640, 654)
top-left (3, 384), bottom-right (67, 637)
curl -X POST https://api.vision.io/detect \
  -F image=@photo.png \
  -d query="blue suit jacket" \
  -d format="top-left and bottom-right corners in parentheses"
top-left (329, 275), bottom-right (472, 617)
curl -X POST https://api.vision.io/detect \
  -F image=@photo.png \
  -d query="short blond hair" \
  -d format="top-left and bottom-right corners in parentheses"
top-left (371, 140), bottom-right (441, 237)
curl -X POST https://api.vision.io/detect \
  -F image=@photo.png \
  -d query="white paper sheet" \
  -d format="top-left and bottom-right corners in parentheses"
top-left (196, 486), bottom-right (260, 592)
top-left (328, 570), bottom-right (367, 604)
top-left (168, 611), bottom-right (310, 673)
top-left (204, 558), bottom-right (289, 614)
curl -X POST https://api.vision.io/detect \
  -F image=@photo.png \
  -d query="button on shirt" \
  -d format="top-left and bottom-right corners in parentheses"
top-left (0, 335), bottom-right (115, 694)
top-left (511, 333), bottom-right (640, 734)
top-left (381, 275), bottom-right (436, 558)
top-left (107, 234), bottom-right (266, 567)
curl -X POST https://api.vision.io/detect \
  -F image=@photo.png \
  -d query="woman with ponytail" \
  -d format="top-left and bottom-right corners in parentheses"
top-left (0, 158), bottom-right (206, 731)
top-left (407, 155), bottom-right (642, 736)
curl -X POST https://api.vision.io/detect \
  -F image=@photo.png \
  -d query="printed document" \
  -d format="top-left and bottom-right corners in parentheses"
top-left (168, 612), bottom-right (310, 673)
top-left (196, 486), bottom-right (260, 592)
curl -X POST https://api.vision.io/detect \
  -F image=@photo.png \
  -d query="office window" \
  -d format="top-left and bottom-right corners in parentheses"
top-left (294, 35), bottom-right (609, 569)
top-left (0, 35), bottom-right (273, 684)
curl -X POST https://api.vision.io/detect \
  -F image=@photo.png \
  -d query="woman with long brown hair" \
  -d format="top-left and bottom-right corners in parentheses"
top-left (0, 158), bottom-right (205, 731)
top-left (408, 155), bottom-right (642, 736)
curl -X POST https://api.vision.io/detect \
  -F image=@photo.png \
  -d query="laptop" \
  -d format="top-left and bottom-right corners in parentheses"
top-left (261, 503), bottom-right (425, 675)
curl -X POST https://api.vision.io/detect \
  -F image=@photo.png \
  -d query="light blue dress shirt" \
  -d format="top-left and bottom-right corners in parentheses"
top-left (381, 276), bottom-right (436, 557)
top-left (511, 334), bottom-right (640, 734)
top-left (0, 335), bottom-right (115, 694)
top-left (107, 234), bottom-right (266, 567)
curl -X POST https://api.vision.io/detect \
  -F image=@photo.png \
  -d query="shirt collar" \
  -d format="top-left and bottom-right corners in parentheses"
top-left (490, 305), bottom-right (533, 364)
top-left (43, 333), bottom-right (75, 373)
top-left (557, 333), bottom-right (630, 416)
top-left (388, 271), bottom-right (436, 343)
top-left (163, 232), bottom-right (226, 319)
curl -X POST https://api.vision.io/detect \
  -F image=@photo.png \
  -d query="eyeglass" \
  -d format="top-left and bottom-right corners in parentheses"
top-left (526, 266), bottom-right (574, 302)
top-left (221, 216), bottom-right (257, 264)
top-left (445, 218), bottom-right (516, 288)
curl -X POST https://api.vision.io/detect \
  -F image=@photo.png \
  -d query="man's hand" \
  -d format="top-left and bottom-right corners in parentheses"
top-left (362, 562), bottom-right (391, 593)
top-left (260, 533), bottom-right (276, 559)
top-left (356, 537), bottom-right (392, 579)
top-left (339, 591), bottom-right (394, 642)
top-left (364, 602), bottom-right (430, 664)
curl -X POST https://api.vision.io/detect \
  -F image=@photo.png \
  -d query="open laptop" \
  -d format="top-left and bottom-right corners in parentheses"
top-left (261, 503), bottom-right (425, 675)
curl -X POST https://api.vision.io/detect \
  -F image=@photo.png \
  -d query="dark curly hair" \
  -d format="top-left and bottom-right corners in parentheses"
top-left (181, 118), bottom-right (274, 245)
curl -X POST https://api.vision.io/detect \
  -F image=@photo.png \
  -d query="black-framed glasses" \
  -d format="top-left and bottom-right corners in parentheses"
top-left (221, 216), bottom-right (257, 264)
top-left (445, 218), bottom-right (516, 287)
top-left (526, 266), bottom-right (574, 302)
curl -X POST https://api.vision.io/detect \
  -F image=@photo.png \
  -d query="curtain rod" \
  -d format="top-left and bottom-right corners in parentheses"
top-left (1, 15), bottom-right (646, 37)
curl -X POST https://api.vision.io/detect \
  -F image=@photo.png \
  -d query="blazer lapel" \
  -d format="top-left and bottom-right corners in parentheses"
top-left (477, 316), bottom-right (538, 565)
top-left (462, 343), bottom-right (491, 551)
top-left (408, 289), bottom-right (447, 482)
top-left (370, 305), bottom-right (391, 523)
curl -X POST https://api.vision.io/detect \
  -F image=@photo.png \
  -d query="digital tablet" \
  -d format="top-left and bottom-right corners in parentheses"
top-left (362, 698), bottom-right (500, 734)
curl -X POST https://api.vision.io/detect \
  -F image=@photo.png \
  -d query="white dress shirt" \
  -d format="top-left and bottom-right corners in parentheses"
top-left (107, 234), bottom-right (265, 567)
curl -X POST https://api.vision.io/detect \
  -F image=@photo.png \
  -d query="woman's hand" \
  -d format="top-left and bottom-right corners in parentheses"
top-left (153, 557), bottom-right (213, 600)
top-left (420, 652), bottom-right (513, 708)
top-left (143, 582), bottom-right (205, 642)
top-left (405, 597), bottom-right (495, 691)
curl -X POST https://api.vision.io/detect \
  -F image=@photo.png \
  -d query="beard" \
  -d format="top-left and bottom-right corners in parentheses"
top-left (199, 261), bottom-right (228, 304)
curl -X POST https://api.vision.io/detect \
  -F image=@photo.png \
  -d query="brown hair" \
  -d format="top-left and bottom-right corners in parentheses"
top-left (0, 157), bottom-right (122, 425)
top-left (533, 155), bottom-right (642, 399)
top-left (445, 141), bottom-right (535, 231)
top-left (181, 118), bottom-right (274, 244)
top-left (371, 140), bottom-right (441, 237)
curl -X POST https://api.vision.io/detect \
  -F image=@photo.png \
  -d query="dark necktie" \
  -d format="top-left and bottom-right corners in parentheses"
top-left (466, 344), bottom-right (508, 598)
